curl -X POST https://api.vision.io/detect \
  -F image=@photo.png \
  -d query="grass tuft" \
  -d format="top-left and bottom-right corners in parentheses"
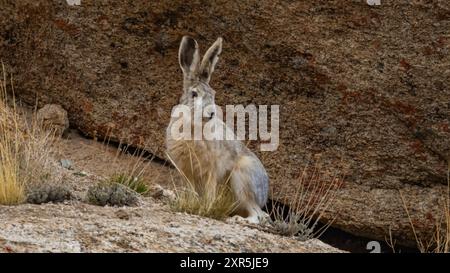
top-left (265, 163), bottom-right (343, 240)
top-left (0, 64), bottom-right (59, 205)
top-left (170, 181), bottom-right (237, 220)
top-left (108, 172), bottom-right (150, 195)
top-left (167, 146), bottom-right (238, 221)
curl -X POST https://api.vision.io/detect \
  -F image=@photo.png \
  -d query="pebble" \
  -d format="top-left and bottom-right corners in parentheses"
top-left (60, 159), bottom-right (74, 170)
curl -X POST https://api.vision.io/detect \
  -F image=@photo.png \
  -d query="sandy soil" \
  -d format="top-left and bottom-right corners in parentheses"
top-left (55, 129), bottom-right (175, 188)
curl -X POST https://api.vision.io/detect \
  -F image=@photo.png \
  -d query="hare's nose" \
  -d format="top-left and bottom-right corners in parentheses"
top-left (209, 112), bottom-right (215, 119)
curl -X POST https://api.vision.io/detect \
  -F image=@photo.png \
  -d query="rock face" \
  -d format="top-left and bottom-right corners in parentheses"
top-left (1, 1), bottom-right (449, 245)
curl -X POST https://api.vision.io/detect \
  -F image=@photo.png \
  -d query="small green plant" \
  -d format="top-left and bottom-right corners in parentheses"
top-left (27, 185), bottom-right (72, 204)
top-left (86, 181), bottom-right (140, 207)
top-left (266, 210), bottom-right (314, 240)
top-left (96, 135), bottom-right (163, 199)
top-left (109, 173), bottom-right (149, 195)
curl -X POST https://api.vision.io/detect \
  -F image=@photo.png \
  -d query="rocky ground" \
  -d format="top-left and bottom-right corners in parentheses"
top-left (0, 130), bottom-right (342, 253)
top-left (0, 201), bottom-right (340, 253)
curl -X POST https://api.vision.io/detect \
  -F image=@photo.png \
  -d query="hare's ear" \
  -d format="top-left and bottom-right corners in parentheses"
top-left (199, 37), bottom-right (223, 84)
top-left (179, 36), bottom-right (200, 78)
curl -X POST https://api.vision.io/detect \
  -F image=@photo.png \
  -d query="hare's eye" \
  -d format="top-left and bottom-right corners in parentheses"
top-left (192, 91), bottom-right (198, 98)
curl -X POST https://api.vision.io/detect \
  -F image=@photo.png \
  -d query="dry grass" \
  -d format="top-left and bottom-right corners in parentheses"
top-left (102, 138), bottom-right (161, 195)
top-left (0, 64), bottom-right (58, 205)
top-left (170, 180), bottom-right (237, 220)
top-left (400, 163), bottom-right (450, 253)
top-left (385, 226), bottom-right (398, 253)
top-left (166, 145), bottom-right (238, 220)
top-left (265, 163), bottom-right (343, 240)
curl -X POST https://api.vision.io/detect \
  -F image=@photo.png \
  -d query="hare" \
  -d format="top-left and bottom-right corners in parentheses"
top-left (166, 36), bottom-right (269, 224)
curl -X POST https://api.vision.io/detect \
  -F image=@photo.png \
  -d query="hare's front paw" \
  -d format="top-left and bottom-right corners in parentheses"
top-left (246, 214), bottom-right (262, 225)
top-left (226, 215), bottom-right (252, 225)
top-left (256, 211), bottom-right (271, 225)
top-left (226, 214), bottom-right (266, 225)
